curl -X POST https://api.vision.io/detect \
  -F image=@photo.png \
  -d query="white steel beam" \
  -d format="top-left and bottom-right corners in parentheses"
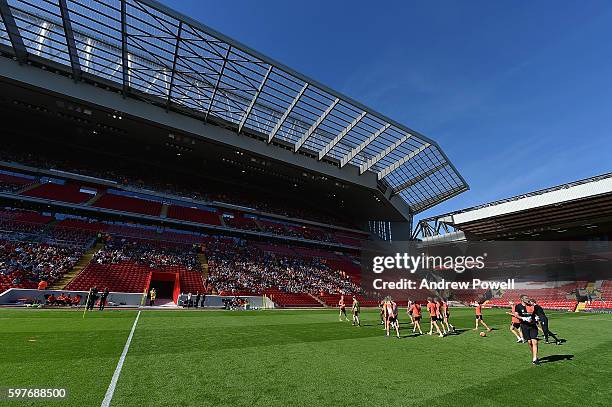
top-left (268, 82), bottom-right (308, 143)
top-left (359, 134), bottom-right (411, 174)
top-left (377, 143), bottom-right (430, 179)
top-left (294, 98), bottom-right (339, 152)
top-left (339, 122), bottom-right (388, 167)
top-left (238, 65), bottom-right (272, 133)
top-left (319, 111), bottom-right (367, 161)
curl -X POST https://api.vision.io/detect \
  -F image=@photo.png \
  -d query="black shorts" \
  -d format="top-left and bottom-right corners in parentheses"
top-left (388, 316), bottom-right (397, 323)
top-left (511, 322), bottom-right (521, 329)
top-left (408, 310), bottom-right (413, 316)
top-left (521, 324), bottom-right (539, 340)
top-left (414, 316), bottom-right (422, 322)
top-left (475, 315), bottom-right (483, 320)
top-left (431, 316), bottom-right (438, 322)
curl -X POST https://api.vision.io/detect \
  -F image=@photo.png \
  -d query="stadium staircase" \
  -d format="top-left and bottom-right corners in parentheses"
top-left (85, 192), bottom-right (103, 206)
top-left (16, 182), bottom-right (40, 194)
top-left (52, 242), bottom-right (103, 289)
top-left (219, 216), bottom-right (227, 228)
top-left (198, 252), bottom-right (209, 280)
top-left (308, 293), bottom-right (327, 307)
top-left (160, 204), bottom-right (169, 218)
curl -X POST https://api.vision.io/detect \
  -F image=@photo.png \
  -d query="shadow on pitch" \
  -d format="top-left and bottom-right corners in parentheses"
top-left (539, 354), bottom-right (574, 364)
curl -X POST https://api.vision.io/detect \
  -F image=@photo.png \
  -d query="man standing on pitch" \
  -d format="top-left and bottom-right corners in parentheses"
top-left (426, 298), bottom-right (444, 337)
top-left (86, 286), bottom-right (98, 311)
top-left (338, 295), bottom-right (349, 322)
top-left (513, 295), bottom-right (540, 365)
top-left (409, 301), bottom-right (423, 335)
top-left (99, 288), bottom-right (109, 311)
top-left (473, 301), bottom-right (493, 333)
top-left (351, 295), bottom-right (361, 326)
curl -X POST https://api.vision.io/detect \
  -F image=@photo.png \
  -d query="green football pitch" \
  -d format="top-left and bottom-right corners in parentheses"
top-left (1, 307), bottom-right (611, 406)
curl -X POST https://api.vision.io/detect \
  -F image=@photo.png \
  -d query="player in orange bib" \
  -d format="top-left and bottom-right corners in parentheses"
top-left (384, 298), bottom-right (400, 338)
top-left (409, 301), bottom-right (423, 335)
top-left (434, 298), bottom-right (448, 335)
top-left (507, 301), bottom-right (525, 343)
top-left (338, 295), bottom-right (349, 322)
top-left (426, 298), bottom-right (444, 337)
top-left (473, 301), bottom-right (492, 332)
top-left (439, 297), bottom-right (455, 334)
top-left (406, 300), bottom-right (415, 326)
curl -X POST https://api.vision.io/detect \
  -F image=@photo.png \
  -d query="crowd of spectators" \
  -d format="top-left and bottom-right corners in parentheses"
top-left (0, 240), bottom-right (83, 286)
top-left (205, 238), bottom-right (362, 296)
top-left (93, 237), bottom-right (201, 271)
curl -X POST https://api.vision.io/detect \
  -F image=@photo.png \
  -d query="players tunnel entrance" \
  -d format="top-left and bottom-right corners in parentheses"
top-left (148, 272), bottom-right (180, 304)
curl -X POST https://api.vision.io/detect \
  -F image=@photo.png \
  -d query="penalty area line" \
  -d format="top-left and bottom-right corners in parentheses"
top-left (101, 310), bottom-right (141, 407)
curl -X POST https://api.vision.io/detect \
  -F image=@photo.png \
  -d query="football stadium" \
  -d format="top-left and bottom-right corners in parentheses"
top-left (0, 1), bottom-right (611, 406)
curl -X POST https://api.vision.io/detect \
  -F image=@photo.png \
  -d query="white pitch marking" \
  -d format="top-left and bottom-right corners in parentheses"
top-left (101, 310), bottom-right (141, 407)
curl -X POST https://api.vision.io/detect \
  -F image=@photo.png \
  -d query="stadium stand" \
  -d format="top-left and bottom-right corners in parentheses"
top-left (65, 238), bottom-right (204, 294)
top-left (93, 193), bottom-right (163, 217)
top-left (222, 215), bottom-right (260, 231)
top-left (204, 238), bottom-right (363, 301)
top-left (167, 205), bottom-right (222, 226)
top-left (21, 182), bottom-right (93, 204)
top-left (0, 164), bottom-right (365, 246)
top-left (0, 150), bottom-right (359, 230)
top-left (0, 172), bottom-right (35, 192)
top-left (486, 282), bottom-right (587, 311)
top-left (0, 240), bottom-right (84, 292)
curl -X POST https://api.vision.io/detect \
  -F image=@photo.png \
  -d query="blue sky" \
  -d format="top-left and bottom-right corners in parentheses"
top-left (163, 0), bottom-right (612, 221)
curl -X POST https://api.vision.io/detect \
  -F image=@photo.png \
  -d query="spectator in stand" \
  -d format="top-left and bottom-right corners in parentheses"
top-left (37, 280), bottom-right (48, 290)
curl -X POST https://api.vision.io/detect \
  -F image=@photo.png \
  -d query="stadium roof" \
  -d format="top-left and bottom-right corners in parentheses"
top-left (415, 172), bottom-right (612, 241)
top-left (0, 0), bottom-right (468, 214)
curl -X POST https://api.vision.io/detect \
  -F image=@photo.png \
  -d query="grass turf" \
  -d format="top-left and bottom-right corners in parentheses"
top-left (1, 307), bottom-right (611, 406)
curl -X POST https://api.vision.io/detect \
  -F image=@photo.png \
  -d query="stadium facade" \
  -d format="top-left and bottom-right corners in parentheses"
top-left (414, 171), bottom-right (612, 243)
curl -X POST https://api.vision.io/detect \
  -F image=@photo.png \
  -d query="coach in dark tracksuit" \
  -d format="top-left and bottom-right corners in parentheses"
top-left (87, 287), bottom-right (99, 311)
top-left (532, 300), bottom-right (560, 345)
top-left (99, 288), bottom-right (109, 311)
